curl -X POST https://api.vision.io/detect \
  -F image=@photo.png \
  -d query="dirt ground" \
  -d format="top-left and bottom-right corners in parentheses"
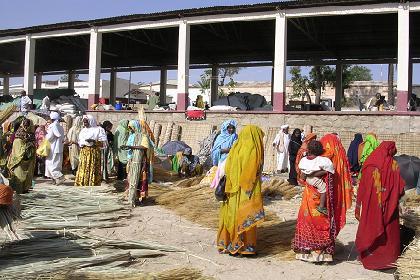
top-left (83, 179), bottom-right (396, 280)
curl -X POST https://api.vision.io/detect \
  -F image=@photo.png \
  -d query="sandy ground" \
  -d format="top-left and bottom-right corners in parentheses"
top-left (81, 180), bottom-right (396, 280)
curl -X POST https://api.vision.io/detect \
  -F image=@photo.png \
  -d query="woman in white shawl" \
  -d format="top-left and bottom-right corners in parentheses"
top-left (67, 116), bottom-right (83, 175)
top-left (74, 115), bottom-right (107, 186)
top-left (272, 124), bottom-right (290, 174)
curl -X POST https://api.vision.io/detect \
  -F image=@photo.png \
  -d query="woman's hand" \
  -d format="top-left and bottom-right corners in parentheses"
top-left (355, 204), bottom-right (361, 221)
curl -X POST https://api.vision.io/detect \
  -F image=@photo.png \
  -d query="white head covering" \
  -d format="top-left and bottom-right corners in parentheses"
top-left (281, 124), bottom-right (289, 129)
top-left (50, 111), bottom-right (60, 121)
top-left (79, 115), bottom-right (107, 147)
top-left (84, 115), bottom-right (97, 127)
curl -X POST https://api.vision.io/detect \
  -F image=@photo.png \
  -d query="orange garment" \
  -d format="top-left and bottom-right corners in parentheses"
top-left (320, 134), bottom-right (353, 233)
top-left (0, 184), bottom-right (14, 205)
top-left (139, 120), bottom-right (155, 144)
top-left (296, 133), bottom-right (317, 185)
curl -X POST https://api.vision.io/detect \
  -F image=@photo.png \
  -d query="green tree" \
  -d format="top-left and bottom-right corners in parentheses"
top-left (197, 70), bottom-right (211, 94)
top-left (197, 66), bottom-right (242, 96)
top-left (289, 65), bottom-right (372, 104)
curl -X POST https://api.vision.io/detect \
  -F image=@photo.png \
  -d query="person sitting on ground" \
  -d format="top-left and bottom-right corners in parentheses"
top-left (179, 148), bottom-right (202, 178)
top-left (298, 140), bottom-right (335, 215)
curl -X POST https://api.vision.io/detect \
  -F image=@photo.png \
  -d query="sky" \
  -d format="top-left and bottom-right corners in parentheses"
top-left (1, 0), bottom-right (417, 84)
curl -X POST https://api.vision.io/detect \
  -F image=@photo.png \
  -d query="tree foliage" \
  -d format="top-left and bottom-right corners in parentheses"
top-left (197, 66), bottom-right (242, 95)
top-left (289, 65), bottom-right (372, 104)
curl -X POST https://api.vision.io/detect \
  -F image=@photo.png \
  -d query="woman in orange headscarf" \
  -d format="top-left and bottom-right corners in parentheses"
top-left (355, 141), bottom-right (405, 270)
top-left (293, 134), bottom-right (352, 262)
top-left (217, 125), bottom-right (265, 255)
top-left (295, 133), bottom-right (317, 185)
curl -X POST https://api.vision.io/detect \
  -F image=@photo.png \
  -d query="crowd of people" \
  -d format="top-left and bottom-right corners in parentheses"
top-left (216, 123), bottom-right (405, 271)
top-left (0, 105), bottom-right (408, 271)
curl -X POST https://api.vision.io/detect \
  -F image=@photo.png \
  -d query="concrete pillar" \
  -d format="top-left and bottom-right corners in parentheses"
top-left (335, 62), bottom-right (343, 111)
top-left (2, 76), bottom-right (9, 95)
top-left (408, 59), bottom-right (413, 100)
top-left (176, 20), bottom-right (190, 111)
top-left (271, 67), bottom-right (274, 104)
top-left (68, 71), bottom-right (75, 90)
top-left (210, 65), bottom-right (219, 106)
top-left (88, 28), bottom-right (102, 107)
top-left (24, 35), bottom-right (36, 96)
top-left (110, 69), bottom-right (117, 105)
top-left (273, 13), bottom-right (287, 112)
top-left (160, 66), bottom-right (167, 105)
top-left (396, 4), bottom-right (410, 111)
top-left (36, 73), bottom-right (42, 89)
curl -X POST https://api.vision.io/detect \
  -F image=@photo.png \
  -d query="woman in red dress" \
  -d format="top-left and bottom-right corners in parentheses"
top-left (355, 141), bottom-right (405, 270)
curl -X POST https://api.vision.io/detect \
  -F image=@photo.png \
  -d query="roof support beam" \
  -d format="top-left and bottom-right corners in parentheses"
top-left (176, 20), bottom-right (190, 111)
top-left (24, 35), bottom-right (35, 96)
top-left (273, 12), bottom-right (287, 112)
top-left (396, 3), bottom-right (410, 111)
top-left (88, 28), bottom-right (102, 107)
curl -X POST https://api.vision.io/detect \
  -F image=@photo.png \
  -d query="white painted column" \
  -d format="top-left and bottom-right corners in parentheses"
top-left (273, 12), bottom-right (287, 112)
top-left (68, 70), bottom-right (75, 90)
top-left (88, 28), bottom-right (102, 107)
top-left (2, 76), bottom-right (9, 95)
top-left (397, 3), bottom-right (410, 111)
top-left (335, 62), bottom-right (343, 111)
top-left (24, 35), bottom-right (36, 96)
top-left (177, 20), bottom-right (190, 111)
top-left (210, 64), bottom-right (219, 106)
top-left (160, 66), bottom-right (167, 105)
top-left (110, 69), bottom-right (117, 105)
top-left (35, 73), bottom-right (42, 89)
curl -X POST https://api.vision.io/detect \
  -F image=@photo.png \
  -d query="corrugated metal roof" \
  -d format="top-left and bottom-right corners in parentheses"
top-left (0, 0), bottom-right (408, 37)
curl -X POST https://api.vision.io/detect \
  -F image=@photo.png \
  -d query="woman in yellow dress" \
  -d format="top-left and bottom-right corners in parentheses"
top-left (217, 125), bottom-right (265, 255)
top-left (75, 115), bottom-right (107, 186)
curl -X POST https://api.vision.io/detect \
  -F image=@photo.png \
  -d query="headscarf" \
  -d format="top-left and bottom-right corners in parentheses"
top-left (289, 128), bottom-right (302, 157)
top-left (114, 119), bottom-right (129, 164)
top-left (296, 133), bottom-right (317, 182)
top-left (211, 119), bottom-right (238, 166)
top-left (320, 133), bottom-right (353, 235)
top-left (196, 95), bottom-right (205, 109)
top-left (359, 133), bottom-right (379, 166)
top-left (225, 125), bottom-right (264, 194)
top-left (355, 141), bottom-right (405, 257)
top-left (281, 124), bottom-right (289, 130)
top-left (347, 133), bottom-right (363, 173)
top-left (35, 125), bottom-right (46, 147)
top-left (69, 116), bottom-right (83, 143)
top-left (15, 119), bottom-right (35, 144)
top-left (49, 111), bottom-right (60, 121)
top-left (78, 115), bottom-right (107, 147)
top-left (183, 147), bottom-right (192, 156)
top-left (140, 120), bottom-right (155, 144)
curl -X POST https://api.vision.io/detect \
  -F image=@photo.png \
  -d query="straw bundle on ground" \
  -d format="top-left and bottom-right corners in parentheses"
top-left (148, 120), bottom-right (156, 132)
top-left (261, 177), bottom-right (301, 200)
top-left (402, 209), bottom-right (420, 236)
top-left (396, 239), bottom-right (420, 279)
top-left (173, 175), bottom-right (205, 188)
top-left (171, 124), bottom-right (181, 141)
top-left (19, 185), bottom-right (131, 231)
top-left (153, 165), bottom-right (180, 182)
top-left (153, 123), bottom-right (162, 147)
top-left (161, 122), bottom-right (174, 144)
top-left (0, 231), bottom-right (183, 279)
top-left (149, 183), bottom-right (297, 259)
top-left (65, 267), bottom-right (213, 280)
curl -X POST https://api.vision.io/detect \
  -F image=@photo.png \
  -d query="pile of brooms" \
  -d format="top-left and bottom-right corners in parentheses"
top-left (149, 176), bottom-right (300, 260)
top-left (0, 185), bottom-right (210, 279)
top-left (396, 191), bottom-right (420, 279)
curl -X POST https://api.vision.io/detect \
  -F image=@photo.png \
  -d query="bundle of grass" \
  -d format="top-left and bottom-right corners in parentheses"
top-left (401, 210), bottom-right (420, 236)
top-left (149, 184), bottom-right (297, 260)
top-left (173, 175), bottom-right (206, 188)
top-left (66, 267), bottom-right (213, 280)
top-left (261, 178), bottom-right (301, 200)
top-left (153, 165), bottom-right (179, 182)
top-left (0, 231), bottom-right (182, 278)
top-left (396, 239), bottom-right (420, 279)
top-left (0, 104), bottom-right (17, 124)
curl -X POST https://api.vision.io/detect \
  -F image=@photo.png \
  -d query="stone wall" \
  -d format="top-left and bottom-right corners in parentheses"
top-left (88, 110), bottom-right (420, 171)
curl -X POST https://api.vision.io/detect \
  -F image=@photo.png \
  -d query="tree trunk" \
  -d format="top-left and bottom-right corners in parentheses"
top-left (304, 88), bottom-right (312, 104)
top-left (387, 64), bottom-right (395, 106)
top-left (314, 66), bottom-right (322, 104)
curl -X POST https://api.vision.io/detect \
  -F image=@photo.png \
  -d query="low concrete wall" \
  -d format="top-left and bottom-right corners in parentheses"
top-left (88, 110), bottom-right (420, 171)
